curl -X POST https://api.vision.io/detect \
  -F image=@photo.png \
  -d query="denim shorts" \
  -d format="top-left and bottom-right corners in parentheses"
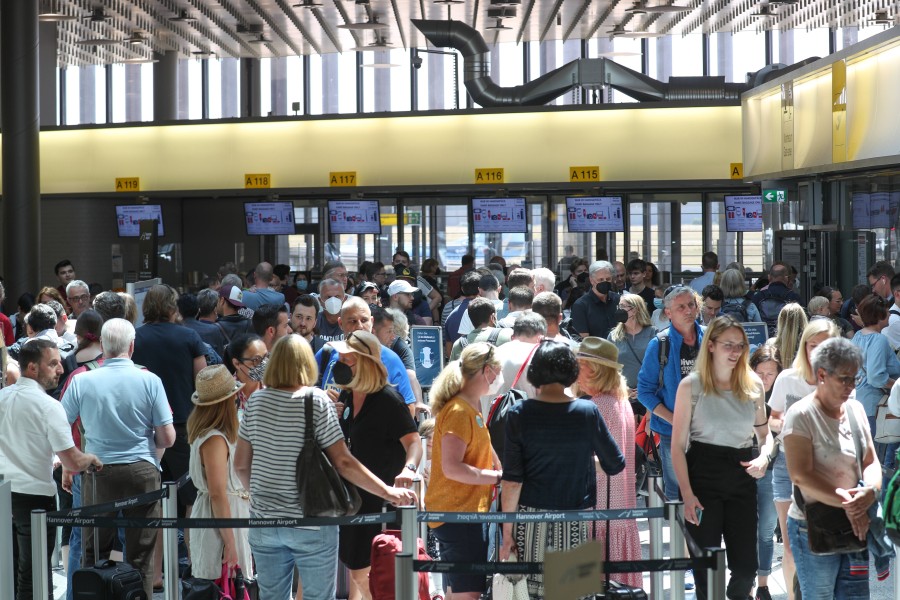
top-left (771, 451), bottom-right (792, 502)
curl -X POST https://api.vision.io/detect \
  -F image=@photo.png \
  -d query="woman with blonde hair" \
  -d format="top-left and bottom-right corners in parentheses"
top-left (330, 331), bottom-right (422, 600)
top-left (770, 303), bottom-right (808, 368)
top-left (672, 315), bottom-right (772, 600)
top-left (608, 293), bottom-right (656, 414)
top-left (187, 365), bottom-right (253, 581)
top-left (234, 335), bottom-right (414, 600)
top-left (425, 343), bottom-right (503, 600)
top-left (117, 292), bottom-right (139, 325)
top-left (575, 337), bottom-right (641, 589)
top-left (766, 318), bottom-right (838, 600)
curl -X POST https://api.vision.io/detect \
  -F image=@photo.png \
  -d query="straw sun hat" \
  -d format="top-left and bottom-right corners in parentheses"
top-left (191, 364), bottom-right (245, 406)
top-left (576, 337), bottom-right (624, 371)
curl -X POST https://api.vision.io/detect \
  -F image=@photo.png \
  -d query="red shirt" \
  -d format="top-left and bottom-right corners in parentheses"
top-left (0, 313), bottom-right (13, 346)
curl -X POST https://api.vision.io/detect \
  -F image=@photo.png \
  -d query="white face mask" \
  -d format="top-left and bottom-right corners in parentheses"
top-left (485, 370), bottom-right (505, 396)
top-left (324, 296), bottom-right (343, 315)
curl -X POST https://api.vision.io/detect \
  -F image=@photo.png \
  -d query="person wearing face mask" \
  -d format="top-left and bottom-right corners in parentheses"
top-left (571, 260), bottom-right (622, 340)
top-left (499, 341), bottom-right (625, 599)
top-left (329, 331), bottom-right (423, 600)
top-left (607, 294), bottom-right (656, 414)
top-left (316, 278), bottom-right (346, 343)
top-left (294, 271), bottom-right (311, 294)
top-left (650, 287), bottom-right (671, 330)
top-left (425, 343), bottom-right (504, 600)
top-left (227, 334), bottom-right (268, 420)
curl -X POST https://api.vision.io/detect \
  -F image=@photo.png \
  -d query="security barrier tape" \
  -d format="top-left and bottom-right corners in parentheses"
top-left (411, 557), bottom-right (714, 575)
top-left (417, 507), bottom-right (663, 524)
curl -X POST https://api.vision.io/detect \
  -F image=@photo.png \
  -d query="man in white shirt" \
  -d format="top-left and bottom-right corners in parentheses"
top-left (882, 273), bottom-right (900, 349)
top-left (0, 338), bottom-right (101, 600)
top-left (490, 312), bottom-right (547, 413)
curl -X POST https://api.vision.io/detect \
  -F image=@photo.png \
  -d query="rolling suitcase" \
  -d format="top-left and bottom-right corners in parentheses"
top-left (71, 469), bottom-right (148, 600)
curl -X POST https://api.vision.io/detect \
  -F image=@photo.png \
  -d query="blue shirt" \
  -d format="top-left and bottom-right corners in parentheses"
top-left (315, 345), bottom-right (415, 406)
top-left (852, 330), bottom-right (900, 417)
top-left (444, 298), bottom-right (471, 344)
top-left (241, 288), bottom-right (286, 312)
top-left (61, 358), bottom-right (172, 467)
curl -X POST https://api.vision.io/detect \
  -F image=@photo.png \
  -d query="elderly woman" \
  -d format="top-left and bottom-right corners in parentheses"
top-left (330, 331), bottom-right (422, 600)
top-left (766, 318), bottom-right (838, 600)
top-left (672, 315), bottom-right (772, 600)
top-left (785, 337), bottom-right (881, 599)
top-left (575, 337), bottom-right (641, 589)
top-left (499, 340), bottom-right (625, 600)
top-left (719, 268), bottom-right (762, 323)
top-left (608, 293), bottom-right (657, 416)
top-left (425, 342), bottom-right (504, 600)
top-left (234, 335), bottom-right (414, 600)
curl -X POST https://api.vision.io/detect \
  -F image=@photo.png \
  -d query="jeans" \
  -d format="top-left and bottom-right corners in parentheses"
top-left (771, 451), bottom-right (792, 502)
top-left (657, 434), bottom-right (680, 501)
top-left (249, 526), bottom-right (339, 600)
top-left (756, 468), bottom-right (777, 576)
top-left (66, 473), bottom-right (82, 600)
top-left (788, 516), bottom-right (869, 600)
top-left (11, 492), bottom-right (57, 600)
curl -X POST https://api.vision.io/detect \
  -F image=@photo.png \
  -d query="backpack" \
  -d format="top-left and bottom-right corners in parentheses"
top-left (456, 326), bottom-right (502, 352)
top-left (719, 298), bottom-right (751, 323)
top-left (755, 290), bottom-right (788, 337)
top-left (486, 344), bottom-right (538, 459)
top-left (655, 330), bottom-right (670, 392)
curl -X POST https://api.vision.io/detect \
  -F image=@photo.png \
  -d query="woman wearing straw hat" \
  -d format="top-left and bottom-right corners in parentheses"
top-left (575, 336), bottom-right (642, 590)
top-left (186, 364), bottom-right (253, 581)
top-left (499, 340), bottom-right (625, 600)
top-left (328, 330), bottom-right (422, 600)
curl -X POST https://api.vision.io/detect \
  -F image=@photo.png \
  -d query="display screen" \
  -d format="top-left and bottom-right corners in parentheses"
top-left (565, 196), bottom-right (624, 232)
top-left (471, 197), bottom-right (527, 233)
top-left (116, 205), bottom-right (164, 237)
top-left (724, 195), bottom-right (763, 232)
top-left (852, 192), bottom-right (899, 229)
top-left (327, 200), bottom-right (382, 235)
top-left (244, 202), bottom-right (295, 235)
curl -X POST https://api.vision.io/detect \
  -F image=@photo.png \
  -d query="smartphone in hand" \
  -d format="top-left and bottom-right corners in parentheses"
top-left (695, 508), bottom-right (703, 525)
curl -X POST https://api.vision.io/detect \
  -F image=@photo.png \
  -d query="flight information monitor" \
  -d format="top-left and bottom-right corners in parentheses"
top-left (327, 200), bottom-right (382, 235)
top-left (565, 196), bottom-right (624, 232)
top-left (724, 195), bottom-right (763, 232)
top-left (244, 202), bottom-right (295, 235)
top-left (471, 197), bottom-right (527, 234)
top-left (116, 205), bottom-right (164, 237)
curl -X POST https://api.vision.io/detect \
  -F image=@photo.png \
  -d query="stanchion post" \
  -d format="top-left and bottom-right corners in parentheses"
top-left (706, 547), bottom-right (725, 599)
top-left (31, 509), bottom-right (50, 600)
top-left (394, 552), bottom-right (415, 600)
top-left (399, 504), bottom-right (418, 596)
top-left (894, 544), bottom-right (899, 600)
top-left (647, 475), bottom-right (664, 600)
top-left (666, 501), bottom-right (685, 600)
top-left (162, 481), bottom-right (179, 600)
top-left (1, 477), bottom-right (14, 600)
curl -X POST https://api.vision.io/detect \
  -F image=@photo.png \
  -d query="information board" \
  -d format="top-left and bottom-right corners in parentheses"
top-left (410, 326), bottom-right (443, 388)
top-left (852, 191), bottom-right (899, 229)
top-left (244, 201), bottom-right (295, 235)
top-left (471, 197), bottom-right (527, 234)
top-left (565, 196), bottom-right (624, 232)
top-left (327, 200), bottom-right (381, 235)
top-left (116, 205), bottom-right (163, 237)
top-left (742, 322), bottom-right (769, 350)
top-left (724, 195), bottom-right (763, 232)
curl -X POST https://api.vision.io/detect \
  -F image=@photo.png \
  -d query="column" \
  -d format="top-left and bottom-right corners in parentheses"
top-left (655, 36), bottom-right (672, 82)
top-left (153, 51), bottom-right (178, 121)
top-left (716, 32), bottom-right (734, 82)
top-left (80, 64), bottom-right (96, 124)
top-left (322, 53), bottom-right (339, 114)
top-left (373, 50), bottom-right (391, 112)
top-left (778, 29), bottom-right (794, 65)
top-left (240, 57), bottom-right (261, 117)
top-left (427, 51), bottom-right (445, 110)
top-left (39, 21), bottom-right (58, 127)
top-left (1, 1), bottom-right (41, 304)
top-left (177, 57), bottom-right (190, 119)
top-left (221, 57), bottom-right (239, 118)
top-left (842, 26), bottom-right (858, 50)
top-left (125, 63), bottom-right (142, 122)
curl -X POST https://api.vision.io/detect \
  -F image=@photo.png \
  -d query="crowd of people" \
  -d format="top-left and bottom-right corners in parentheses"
top-left (1, 249), bottom-right (900, 600)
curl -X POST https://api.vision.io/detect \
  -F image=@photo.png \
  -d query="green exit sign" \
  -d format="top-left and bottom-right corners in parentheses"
top-left (763, 189), bottom-right (787, 203)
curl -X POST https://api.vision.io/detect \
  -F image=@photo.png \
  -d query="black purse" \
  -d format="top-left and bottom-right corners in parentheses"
top-left (793, 403), bottom-right (867, 556)
top-left (180, 566), bottom-right (225, 600)
top-left (295, 390), bottom-right (362, 517)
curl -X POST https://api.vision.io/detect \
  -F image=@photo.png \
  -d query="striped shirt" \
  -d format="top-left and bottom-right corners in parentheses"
top-left (238, 386), bottom-right (343, 519)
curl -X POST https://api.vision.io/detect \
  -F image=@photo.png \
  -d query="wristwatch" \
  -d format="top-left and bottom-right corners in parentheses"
top-left (405, 463), bottom-right (418, 473)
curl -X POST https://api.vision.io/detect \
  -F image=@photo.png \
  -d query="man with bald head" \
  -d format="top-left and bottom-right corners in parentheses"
top-left (313, 297), bottom-right (416, 416)
top-left (241, 262), bottom-right (286, 312)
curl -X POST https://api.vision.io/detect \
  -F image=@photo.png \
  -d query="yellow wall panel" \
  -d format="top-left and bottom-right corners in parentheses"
top-left (29, 106), bottom-right (742, 195)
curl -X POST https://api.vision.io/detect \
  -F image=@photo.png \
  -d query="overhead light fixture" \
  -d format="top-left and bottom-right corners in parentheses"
top-left (122, 56), bottom-right (160, 64)
top-left (625, 2), bottom-right (689, 13)
top-left (434, 0), bottom-right (465, 5)
top-left (350, 38), bottom-right (394, 51)
top-left (606, 24), bottom-right (662, 37)
top-left (293, 0), bottom-right (323, 7)
top-left (338, 16), bottom-right (389, 30)
top-left (38, 1), bottom-right (77, 21)
top-left (248, 34), bottom-right (273, 44)
top-left (490, 0), bottom-right (521, 6)
top-left (76, 37), bottom-right (120, 46)
top-left (868, 10), bottom-right (895, 25)
top-left (124, 32), bottom-right (149, 45)
top-left (84, 7), bottom-right (111, 22)
top-left (360, 62), bottom-right (401, 68)
top-left (485, 18), bottom-right (511, 30)
top-left (170, 10), bottom-right (198, 22)
top-left (192, 49), bottom-right (214, 57)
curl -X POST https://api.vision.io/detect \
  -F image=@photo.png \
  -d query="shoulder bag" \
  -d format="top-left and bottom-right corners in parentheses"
top-left (295, 391), bottom-right (362, 517)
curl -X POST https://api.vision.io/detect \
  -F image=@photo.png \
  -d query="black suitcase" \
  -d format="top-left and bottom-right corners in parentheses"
top-left (71, 469), bottom-right (148, 600)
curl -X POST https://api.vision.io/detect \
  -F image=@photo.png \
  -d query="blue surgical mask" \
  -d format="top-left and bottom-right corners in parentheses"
top-left (296, 280), bottom-right (308, 291)
top-left (653, 298), bottom-right (664, 310)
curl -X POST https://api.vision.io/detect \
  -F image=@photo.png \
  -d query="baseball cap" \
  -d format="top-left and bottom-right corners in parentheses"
top-left (219, 284), bottom-right (245, 308)
top-left (394, 264), bottom-right (416, 280)
top-left (356, 281), bottom-right (379, 296)
top-left (388, 280), bottom-right (418, 296)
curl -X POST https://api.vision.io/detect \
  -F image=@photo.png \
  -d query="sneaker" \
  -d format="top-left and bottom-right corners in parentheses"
top-left (755, 585), bottom-right (772, 600)
top-left (684, 569), bottom-right (695, 590)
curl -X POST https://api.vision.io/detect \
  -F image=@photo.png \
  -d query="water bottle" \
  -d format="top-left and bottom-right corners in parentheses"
top-left (234, 565), bottom-right (246, 599)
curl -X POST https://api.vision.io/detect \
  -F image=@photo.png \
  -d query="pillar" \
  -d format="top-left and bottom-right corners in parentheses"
top-left (270, 56), bottom-right (287, 116)
top-left (240, 57), bottom-right (261, 117)
top-left (153, 51), bottom-right (178, 122)
top-left (80, 64), bottom-right (96, 124)
top-left (1, 1), bottom-right (41, 306)
top-left (124, 63), bottom-right (141, 121)
top-left (656, 36), bottom-right (672, 82)
top-left (221, 57), bottom-right (239, 118)
top-left (373, 50), bottom-right (391, 113)
top-left (778, 29), bottom-right (794, 65)
top-left (322, 53), bottom-right (339, 114)
top-left (428, 51), bottom-right (445, 110)
top-left (716, 32), bottom-right (734, 82)
top-left (39, 21), bottom-right (58, 127)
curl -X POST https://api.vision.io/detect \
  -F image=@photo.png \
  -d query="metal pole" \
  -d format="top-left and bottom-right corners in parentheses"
top-left (31, 510), bottom-right (49, 600)
top-left (399, 504), bottom-right (418, 596)
top-left (394, 552), bottom-right (414, 600)
top-left (707, 547), bottom-right (725, 599)
top-left (647, 476), bottom-right (664, 600)
top-left (0, 477), bottom-right (14, 600)
top-left (162, 482), bottom-right (179, 600)
top-left (894, 544), bottom-right (900, 599)
top-left (666, 501), bottom-right (685, 600)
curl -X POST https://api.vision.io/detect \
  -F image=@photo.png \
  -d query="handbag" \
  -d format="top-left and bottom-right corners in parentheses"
top-left (181, 566), bottom-right (225, 600)
top-left (793, 402), bottom-right (867, 555)
top-left (491, 555), bottom-right (529, 600)
top-left (295, 390), bottom-right (362, 517)
top-left (875, 391), bottom-right (900, 443)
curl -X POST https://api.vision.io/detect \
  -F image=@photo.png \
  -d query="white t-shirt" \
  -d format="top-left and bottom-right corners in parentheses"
top-left (881, 305), bottom-right (900, 350)
top-left (768, 368), bottom-right (816, 415)
top-left (0, 377), bottom-right (75, 496)
top-left (784, 396), bottom-right (869, 521)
